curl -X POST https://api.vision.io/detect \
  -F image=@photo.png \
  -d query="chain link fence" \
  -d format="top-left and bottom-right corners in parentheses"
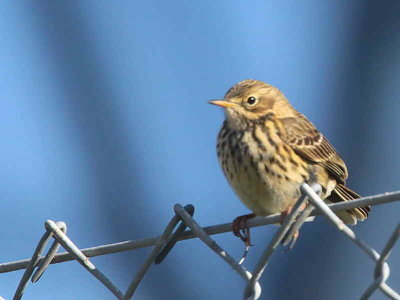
top-left (1, 183), bottom-right (399, 299)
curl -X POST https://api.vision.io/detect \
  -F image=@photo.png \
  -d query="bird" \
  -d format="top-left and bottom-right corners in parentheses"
top-left (209, 79), bottom-right (370, 246)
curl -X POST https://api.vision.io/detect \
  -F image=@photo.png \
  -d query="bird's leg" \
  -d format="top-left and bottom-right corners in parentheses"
top-left (280, 202), bottom-right (306, 249)
top-left (232, 213), bottom-right (256, 247)
top-left (280, 206), bottom-right (293, 225)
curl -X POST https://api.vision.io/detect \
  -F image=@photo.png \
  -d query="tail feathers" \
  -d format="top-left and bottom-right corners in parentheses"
top-left (326, 184), bottom-right (370, 225)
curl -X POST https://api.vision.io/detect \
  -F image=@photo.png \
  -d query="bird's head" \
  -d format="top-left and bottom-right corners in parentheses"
top-left (209, 79), bottom-right (292, 129)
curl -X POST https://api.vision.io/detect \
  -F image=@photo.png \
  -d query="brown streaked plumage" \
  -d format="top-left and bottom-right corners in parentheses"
top-left (209, 79), bottom-right (369, 242)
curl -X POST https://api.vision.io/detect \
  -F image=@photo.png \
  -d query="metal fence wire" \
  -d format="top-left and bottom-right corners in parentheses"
top-left (1, 183), bottom-right (399, 300)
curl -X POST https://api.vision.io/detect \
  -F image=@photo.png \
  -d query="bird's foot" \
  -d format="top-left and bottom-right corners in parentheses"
top-left (280, 204), bottom-right (306, 250)
top-left (232, 213), bottom-right (256, 247)
top-left (284, 230), bottom-right (299, 252)
top-left (232, 213), bottom-right (256, 264)
top-left (280, 206), bottom-right (293, 225)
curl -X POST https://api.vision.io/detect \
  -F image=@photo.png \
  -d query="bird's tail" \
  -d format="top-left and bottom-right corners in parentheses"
top-left (326, 184), bottom-right (370, 225)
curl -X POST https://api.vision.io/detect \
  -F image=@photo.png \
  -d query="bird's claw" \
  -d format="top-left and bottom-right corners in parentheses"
top-left (232, 213), bottom-right (256, 247)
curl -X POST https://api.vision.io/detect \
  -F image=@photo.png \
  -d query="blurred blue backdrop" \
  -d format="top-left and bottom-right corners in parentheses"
top-left (0, 1), bottom-right (399, 299)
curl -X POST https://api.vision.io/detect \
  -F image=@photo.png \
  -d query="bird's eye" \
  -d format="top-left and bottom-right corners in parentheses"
top-left (247, 96), bottom-right (257, 105)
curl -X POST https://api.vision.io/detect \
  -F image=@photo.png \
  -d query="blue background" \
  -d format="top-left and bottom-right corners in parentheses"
top-left (1, 1), bottom-right (399, 299)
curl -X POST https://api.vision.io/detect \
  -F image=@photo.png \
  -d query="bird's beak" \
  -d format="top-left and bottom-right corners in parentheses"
top-left (208, 99), bottom-right (238, 108)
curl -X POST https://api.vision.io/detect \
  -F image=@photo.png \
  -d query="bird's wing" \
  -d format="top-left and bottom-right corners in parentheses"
top-left (280, 113), bottom-right (348, 183)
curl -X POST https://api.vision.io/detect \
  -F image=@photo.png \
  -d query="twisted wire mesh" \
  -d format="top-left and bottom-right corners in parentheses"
top-left (1, 185), bottom-right (399, 300)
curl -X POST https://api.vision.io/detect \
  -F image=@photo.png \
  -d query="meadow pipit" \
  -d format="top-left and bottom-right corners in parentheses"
top-left (209, 79), bottom-right (370, 245)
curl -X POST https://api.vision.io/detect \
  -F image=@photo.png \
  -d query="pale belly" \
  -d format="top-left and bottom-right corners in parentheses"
top-left (227, 156), bottom-right (301, 216)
